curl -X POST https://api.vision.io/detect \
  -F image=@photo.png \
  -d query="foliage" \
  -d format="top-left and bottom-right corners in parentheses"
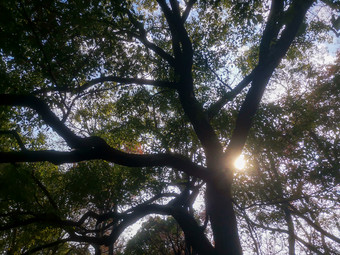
top-left (124, 216), bottom-right (188, 255)
top-left (0, 0), bottom-right (339, 254)
top-left (233, 56), bottom-right (340, 254)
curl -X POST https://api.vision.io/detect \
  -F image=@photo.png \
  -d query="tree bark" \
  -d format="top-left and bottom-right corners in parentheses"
top-left (206, 166), bottom-right (242, 255)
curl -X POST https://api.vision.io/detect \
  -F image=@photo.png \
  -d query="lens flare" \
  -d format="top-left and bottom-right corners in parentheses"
top-left (234, 155), bottom-right (246, 170)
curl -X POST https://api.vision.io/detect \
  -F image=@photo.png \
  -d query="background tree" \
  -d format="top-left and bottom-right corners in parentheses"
top-left (124, 216), bottom-right (189, 255)
top-left (233, 55), bottom-right (340, 254)
top-left (0, 0), bottom-right (338, 254)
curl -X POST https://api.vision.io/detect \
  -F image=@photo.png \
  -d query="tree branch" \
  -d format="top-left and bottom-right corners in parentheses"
top-left (157, 0), bottom-right (193, 64)
top-left (156, 0), bottom-right (182, 61)
top-left (309, 131), bottom-right (337, 167)
top-left (127, 11), bottom-right (177, 67)
top-left (0, 94), bottom-right (210, 181)
top-left (0, 94), bottom-right (83, 148)
top-left (205, 58), bottom-right (233, 90)
top-left (33, 76), bottom-right (177, 95)
top-left (0, 149), bottom-right (210, 181)
top-left (156, 0), bottom-right (223, 163)
top-left (226, 0), bottom-right (314, 160)
top-left (77, 76), bottom-right (178, 92)
top-left (110, 203), bottom-right (215, 254)
top-left (182, 0), bottom-right (197, 23)
top-left (269, 0), bottom-right (316, 63)
top-left (258, 0), bottom-right (285, 63)
top-left (0, 212), bottom-right (77, 231)
top-left (206, 67), bottom-right (258, 119)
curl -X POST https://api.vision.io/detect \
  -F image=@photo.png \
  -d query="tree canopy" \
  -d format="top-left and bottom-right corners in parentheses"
top-left (0, 0), bottom-right (339, 254)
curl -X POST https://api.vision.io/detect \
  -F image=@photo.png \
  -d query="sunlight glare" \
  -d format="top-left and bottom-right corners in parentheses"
top-left (234, 155), bottom-right (246, 170)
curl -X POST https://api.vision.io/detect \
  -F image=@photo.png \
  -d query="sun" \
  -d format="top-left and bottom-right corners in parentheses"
top-left (234, 155), bottom-right (246, 170)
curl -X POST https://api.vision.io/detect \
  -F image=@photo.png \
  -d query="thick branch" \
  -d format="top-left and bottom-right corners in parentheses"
top-left (111, 203), bottom-right (215, 254)
top-left (259, 0), bottom-right (285, 62)
top-left (0, 94), bottom-right (210, 180)
top-left (156, 0), bottom-right (222, 162)
top-left (269, 0), bottom-right (315, 63)
top-left (178, 90), bottom-right (223, 162)
top-left (226, 65), bottom-right (273, 160)
top-left (171, 207), bottom-right (215, 255)
top-left (0, 94), bottom-right (83, 148)
top-left (182, 0), bottom-right (197, 22)
top-left (157, 0), bottom-right (193, 65)
top-left (0, 213), bottom-right (77, 231)
top-left (226, 0), bottom-right (314, 160)
top-left (0, 148), bottom-right (210, 181)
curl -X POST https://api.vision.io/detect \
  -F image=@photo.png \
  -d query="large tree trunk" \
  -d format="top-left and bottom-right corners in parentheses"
top-left (206, 168), bottom-right (242, 255)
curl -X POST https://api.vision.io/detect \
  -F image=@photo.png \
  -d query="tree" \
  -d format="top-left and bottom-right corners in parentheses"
top-left (124, 216), bottom-right (189, 255)
top-left (232, 55), bottom-right (340, 254)
top-left (0, 0), bottom-right (338, 254)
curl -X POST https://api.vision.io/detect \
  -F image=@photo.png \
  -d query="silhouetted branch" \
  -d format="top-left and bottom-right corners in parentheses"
top-left (0, 149), bottom-right (210, 181)
top-left (33, 76), bottom-right (177, 95)
top-left (226, 0), bottom-right (314, 160)
top-left (0, 213), bottom-right (75, 231)
top-left (157, 0), bottom-right (193, 61)
top-left (207, 67), bottom-right (258, 119)
top-left (79, 76), bottom-right (177, 92)
top-left (182, 0), bottom-right (197, 22)
top-left (0, 94), bottom-right (83, 148)
top-left (127, 11), bottom-right (177, 67)
top-left (205, 58), bottom-right (233, 90)
top-left (111, 203), bottom-right (215, 254)
top-left (0, 94), bottom-right (210, 180)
